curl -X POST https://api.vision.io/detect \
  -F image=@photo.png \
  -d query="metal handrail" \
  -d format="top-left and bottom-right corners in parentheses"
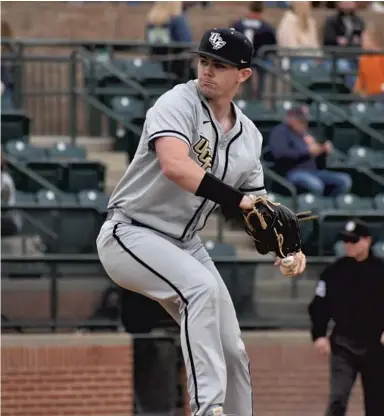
top-left (75, 47), bottom-right (149, 99)
top-left (3, 154), bottom-right (69, 200)
top-left (253, 57), bottom-right (384, 146)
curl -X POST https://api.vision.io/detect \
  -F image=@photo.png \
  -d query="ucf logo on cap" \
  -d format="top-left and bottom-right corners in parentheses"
top-left (209, 32), bottom-right (226, 50)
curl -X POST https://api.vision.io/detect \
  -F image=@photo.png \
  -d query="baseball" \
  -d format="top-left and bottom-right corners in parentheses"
top-left (281, 256), bottom-right (295, 266)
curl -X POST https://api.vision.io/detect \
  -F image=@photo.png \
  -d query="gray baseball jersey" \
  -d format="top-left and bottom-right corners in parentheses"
top-left (108, 79), bottom-right (266, 242)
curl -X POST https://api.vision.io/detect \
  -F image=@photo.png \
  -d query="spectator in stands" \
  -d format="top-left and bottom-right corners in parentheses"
top-left (277, 1), bottom-right (322, 58)
top-left (1, 20), bottom-right (16, 109)
top-left (268, 107), bottom-right (352, 196)
top-left (1, 153), bottom-right (21, 237)
top-left (354, 22), bottom-right (384, 99)
top-left (232, 2), bottom-right (276, 97)
top-left (145, 1), bottom-right (193, 80)
top-left (323, 2), bottom-right (365, 48)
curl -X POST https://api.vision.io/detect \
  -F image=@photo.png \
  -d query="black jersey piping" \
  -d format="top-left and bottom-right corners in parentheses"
top-left (149, 130), bottom-right (192, 146)
top-left (112, 222), bottom-right (200, 415)
top-left (239, 186), bottom-right (265, 192)
top-left (179, 101), bottom-right (220, 241)
top-left (195, 122), bottom-right (244, 234)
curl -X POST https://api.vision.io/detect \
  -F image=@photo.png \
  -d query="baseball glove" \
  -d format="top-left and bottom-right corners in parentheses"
top-left (242, 195), bottom-right (316, 259)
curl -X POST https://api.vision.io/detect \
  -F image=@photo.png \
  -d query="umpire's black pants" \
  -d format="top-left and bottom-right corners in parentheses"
top-left (326, 333), bottom-right (384, 416)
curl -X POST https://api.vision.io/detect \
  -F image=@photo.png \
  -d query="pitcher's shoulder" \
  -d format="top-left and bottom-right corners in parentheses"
top-left (152, 80), bottom-right (200, 110)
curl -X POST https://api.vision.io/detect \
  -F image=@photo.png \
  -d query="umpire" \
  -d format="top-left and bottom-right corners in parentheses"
top-left (308, 219), bottom-right (384, 416)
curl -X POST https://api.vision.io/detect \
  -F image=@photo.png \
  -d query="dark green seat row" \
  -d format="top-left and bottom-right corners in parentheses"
top-left (8, 160), bottom-right (105, 193)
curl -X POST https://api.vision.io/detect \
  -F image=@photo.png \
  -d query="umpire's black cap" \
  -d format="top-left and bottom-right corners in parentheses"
top-left (340, 218), bottom-right (372, 243)
top-left (194, 28), bottom-right (253, 69)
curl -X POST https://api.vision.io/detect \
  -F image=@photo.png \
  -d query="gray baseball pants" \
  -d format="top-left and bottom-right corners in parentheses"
top-left (96, 217), bottom-right (253, 416)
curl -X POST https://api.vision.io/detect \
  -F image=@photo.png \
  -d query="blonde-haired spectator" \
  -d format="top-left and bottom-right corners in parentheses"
top-left (277, 1), bottom-right (322, 57)
top-left (354, 22), bottom-right (384, 98)
top-left (145, 1), bottom-right (192, 79)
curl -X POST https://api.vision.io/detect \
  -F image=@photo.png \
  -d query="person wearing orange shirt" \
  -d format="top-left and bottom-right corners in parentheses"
top-left (354, 23), bottom-right (384, 98)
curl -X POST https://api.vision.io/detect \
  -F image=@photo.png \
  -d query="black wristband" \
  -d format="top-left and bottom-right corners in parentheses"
top-left (195, 172), bottom-right (244, 215)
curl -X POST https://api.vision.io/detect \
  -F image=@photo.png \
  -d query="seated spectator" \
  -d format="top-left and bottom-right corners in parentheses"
top-left (277, 1), bottom-right (322, 59)
top-left (1, 153), bottom-right (21, 237)
top-left (268, 107), bottom-right (352, 196)
top-left (323, 2), bottom-right (365, 48)
top-left (354, 22), bottom-right (384, 99)
top-left (145, 1), bottom-right (193, 80)
top-left (232, 1), bottom-right (277, 97)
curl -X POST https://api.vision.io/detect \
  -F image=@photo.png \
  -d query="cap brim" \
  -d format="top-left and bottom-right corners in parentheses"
top-left (192, 50), bottom-right (239, 67)
top-left (339, 231), bottom-right (360, 242)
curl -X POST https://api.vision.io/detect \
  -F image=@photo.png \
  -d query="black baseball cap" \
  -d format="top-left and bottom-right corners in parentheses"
top-left (194, 28), bottom-right (253, 69)
top-left (340, 219), bottom-right (371, 243)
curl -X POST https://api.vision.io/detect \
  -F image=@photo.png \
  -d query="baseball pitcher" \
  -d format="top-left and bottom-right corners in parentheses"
top-left (97, 28), bottom-right (309, 416)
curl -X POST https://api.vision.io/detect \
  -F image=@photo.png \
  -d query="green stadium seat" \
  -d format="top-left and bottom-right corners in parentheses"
top-left (14, 191), bottom-right (36, 206)
top-left (110, 96), bottom-right (145, 120)
top-left (78, 190), bottom-right (109, 213)
top-left (347, 146), bottom-right (378, 167)
top-left (372, 241), bottom-right (384, 258)
top-left (297, 193), bottom-right (332, 255)
top-left (333, 240), bottom-right (346, 257)
top-left (1, 111), bottom-right (31, 145)
top-left (319, 213), bottom-right (384, 255)
top-left (64, 162), bottom-right (105, 193)
top-left (36, 189), bottom-right (78, 207)
top-left (26, 162), bottom-right (64, 192)
top-left (47, 142), bottom-right (87, 161)
top-left (335, 194), bottom-right (373, 211)
top-left (5, 140), bottom-right (47, 162)
top-left (349, 102), bottom-right (384, 150)
top-left (58, 207), bottom-right (101, 254)
top-left (267, 193), bottom-right (295, 211)
top-left (235, 99), bottom-right (279, 143)
top-left (298, 193), bottom-right (334, 214)
top-left (374, 194), bottom-right (384, 210)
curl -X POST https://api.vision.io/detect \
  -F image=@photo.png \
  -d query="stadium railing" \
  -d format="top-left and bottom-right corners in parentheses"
top-left (1, 253), bottom-right (334, 332)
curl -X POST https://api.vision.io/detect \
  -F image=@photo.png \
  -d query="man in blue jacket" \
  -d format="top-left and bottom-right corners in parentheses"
top-left (268, 107), bottom-right (352, 196)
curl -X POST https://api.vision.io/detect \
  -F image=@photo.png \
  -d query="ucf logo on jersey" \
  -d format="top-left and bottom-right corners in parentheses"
top-left (193, 136), bottom-right (212, 170)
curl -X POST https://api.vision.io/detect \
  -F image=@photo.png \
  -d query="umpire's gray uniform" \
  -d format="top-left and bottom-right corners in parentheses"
top-left (97, 78), bottom-right (266, 415)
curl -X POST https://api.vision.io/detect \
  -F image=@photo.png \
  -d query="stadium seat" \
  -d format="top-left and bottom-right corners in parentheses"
top-left (26, 161), bottom-right (64, 192)
top-left (1, 110), bottom-right (31, 145)
top-left (347, 146), bottom-right (380, 168)
top-left (267, 193), bottom-right (295, 210)
top-left (5, 140), bottom-right (47, 162)
top-left (297, 193), bottom-right (332, 255)
top-left (36, 189), bottom-right (78, 207)
top-left (333, 240), bottom-right (346, 257)
top-left (110, 96), bottom-right (145, 120)
top-left (335, 194), bottom-right (374, 211)
top-left (14, 191), bottom-right (36, 206)
top-left (47, 142), bottom-right (87, 161)
top-left (374, 194), bottom-right (384, 210)
top-left (319, 214), bottom-right (384, 256)
top-left (58, 207), bottom-right (101, 253)
top-left (298, 193), bottom-right (334, 214)
top-left (78, 189), bottom-right (110, 213)
top-left (372, 241), bottom-right (384, 258)
top-left (63, 162), bottom-right (106, 193)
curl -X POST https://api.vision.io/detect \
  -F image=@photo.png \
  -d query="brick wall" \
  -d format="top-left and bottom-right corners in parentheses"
top-left (2, 332), bottom-right (364, 416)
top-left (1, 334), bottom-right (134, 416)
top-left (183, 332), bottom-right (364, 416)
